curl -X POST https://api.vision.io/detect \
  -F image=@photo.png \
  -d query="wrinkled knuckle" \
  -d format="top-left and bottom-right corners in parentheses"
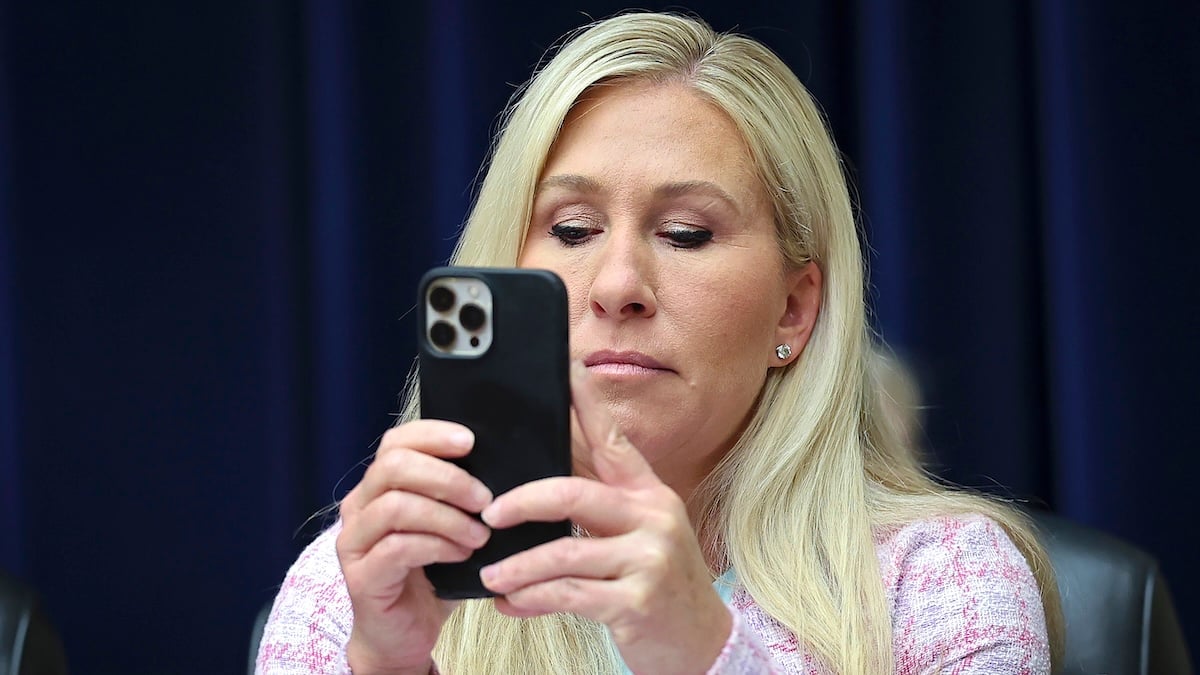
top-left (552, 479), bottom-right (583, 509)
top-left (376, 528), bottom-right (415, 559)
top-left (504, 588), bottom-right (533, 611)
top-left (555, 577), bottom-right (586, 608)
top-left (626, 584), bottom-right (654, 622)
top-left (552, 539), bottom-right (584, 568)
top-left (378, 426), bottom-right (407, 451)
top-left (641, 508), bottom-right (675, 534)
top-left (430, 461), bottom-right (464, 501)
top-left (446, 543), bottom-right (472, 562)
top-left (378, 448), bottom-right (410, 474)
top-left (641, 543), bottom-right (671, 576)
top-left (377, 490), bottom-right (410, 521)
top-left (375, 532), bottom-right (404, 558)
top-left (399, 494), bottom-right (436, 526)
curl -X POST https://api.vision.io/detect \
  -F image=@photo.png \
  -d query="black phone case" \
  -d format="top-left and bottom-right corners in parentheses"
top-left (417, 267), bottom-right (572, 599)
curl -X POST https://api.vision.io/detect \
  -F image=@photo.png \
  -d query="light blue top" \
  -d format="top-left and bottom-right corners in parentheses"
top-left (713, 567), bottom-right (738, 604)
top-left (615, 568), bottom-right (739, 674)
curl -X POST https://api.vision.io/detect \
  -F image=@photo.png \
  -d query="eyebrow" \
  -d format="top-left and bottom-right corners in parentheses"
top-left (654, 180), bottom-right (741, 216)
top-left (535, 174), bottom-right (742, 215)
top-left (535, 174), bottom-right (603, 195)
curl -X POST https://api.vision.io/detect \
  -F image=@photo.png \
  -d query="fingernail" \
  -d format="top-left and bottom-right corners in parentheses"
top-left (469, 521), bottom-right (491, 546)
top-left (480, 564), bottom-right (498, 584)
top-left (472, 484), bottom-right (493, 510)
top-left (480, 503), bottom-right (498, 527)
top-left (450, 429), bottom-right (475, 450)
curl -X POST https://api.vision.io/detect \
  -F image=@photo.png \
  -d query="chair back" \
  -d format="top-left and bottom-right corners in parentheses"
top-left (247, 599), bottom-right (273, 675)
top-left (0, 571), bottom-right (68, 675)
top-left (1030, 511), bottom-right (1192, 674)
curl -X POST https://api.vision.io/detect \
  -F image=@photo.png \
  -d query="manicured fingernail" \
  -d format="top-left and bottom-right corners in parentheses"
top-left (469, 521), bottom-right (491, 546)
top-left (480, 503), bottom-right (498, 527)
top-left (480, 564), bottom-right (498, 584)
top-left (472, 484), bottom-right (493, 510)
top-left (450, 429), bottom-right (475, 450)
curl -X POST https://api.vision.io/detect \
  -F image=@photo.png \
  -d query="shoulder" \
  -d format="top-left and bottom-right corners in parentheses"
top-left (874, 513), bottom-right (1050, 674)
top-left (873, 512), bottom-right (1039, 614)
top-left (874, 512), bottom-right (1026, 578)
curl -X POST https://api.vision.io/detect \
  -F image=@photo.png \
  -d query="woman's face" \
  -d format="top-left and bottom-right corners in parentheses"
top-left (519, 80), bottom-right (820, 492)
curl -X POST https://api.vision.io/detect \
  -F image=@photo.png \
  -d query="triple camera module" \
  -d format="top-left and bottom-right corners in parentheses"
top-left (425, 277), bottom-right (493, 356)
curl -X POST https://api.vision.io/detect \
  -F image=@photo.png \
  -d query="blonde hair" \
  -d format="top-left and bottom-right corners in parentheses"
top-left (398, 12), bottom-right (1063, 673)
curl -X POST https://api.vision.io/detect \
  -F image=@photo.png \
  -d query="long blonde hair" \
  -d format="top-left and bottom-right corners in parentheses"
top-left (399, 12), bottom-right (1063, 673)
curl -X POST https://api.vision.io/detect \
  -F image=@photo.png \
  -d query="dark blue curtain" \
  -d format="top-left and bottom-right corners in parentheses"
top-left (1, 2), bottom-right (1196, 672)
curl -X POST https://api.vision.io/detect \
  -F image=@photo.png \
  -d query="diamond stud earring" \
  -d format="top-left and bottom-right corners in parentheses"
top-left (776, 344), bottom-right (792, 360)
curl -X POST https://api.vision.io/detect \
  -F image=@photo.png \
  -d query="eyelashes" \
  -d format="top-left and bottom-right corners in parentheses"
top-left (548, 223), bottom-right (596, 246)
top-left (663, 228), bottom-right (713, 247)
top-left (548, 222), bottom-right (713, 249)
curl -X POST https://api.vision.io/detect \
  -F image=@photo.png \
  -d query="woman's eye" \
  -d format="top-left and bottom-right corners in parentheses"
top-left (549, 222), bottom-right (597, 246)
top-left (663, 227), bottom-right (713, 249)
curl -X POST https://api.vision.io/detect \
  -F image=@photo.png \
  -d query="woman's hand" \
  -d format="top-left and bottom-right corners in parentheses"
top-left (478, 363), bottom-right (733, 675)
top-left (336, 420), bottom-right (493, 674)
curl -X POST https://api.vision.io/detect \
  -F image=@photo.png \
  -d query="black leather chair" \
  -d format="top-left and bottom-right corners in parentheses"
top-left (1029, 510), bottom-right (1192, 675)
top-left (246, 515), bottom-right (1194, 674)
top-left (0, 571), bottom-right (68, 675)
top-left (248, 598), bottom-right (273, 674)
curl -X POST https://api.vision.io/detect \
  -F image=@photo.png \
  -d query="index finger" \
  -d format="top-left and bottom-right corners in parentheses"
top-left (379, 419), bottom-right (476, 458)
top-left (481, 475), bottom-right (638, 535)
top-left (570, 361), bottom-right (659, 490)
top-left (342, 421), bottom-right (491, 515)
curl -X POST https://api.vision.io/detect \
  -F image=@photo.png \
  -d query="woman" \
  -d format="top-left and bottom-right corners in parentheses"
top-left (258, 12), bottom-right (1062, 674)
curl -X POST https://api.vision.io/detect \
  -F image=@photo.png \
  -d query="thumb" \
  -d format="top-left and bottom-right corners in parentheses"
top-left (570, 360), bottom-right (659, 489)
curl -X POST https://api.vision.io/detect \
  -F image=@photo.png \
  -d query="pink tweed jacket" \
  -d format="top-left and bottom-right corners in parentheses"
top-left (256, 513), bottom-right (1050, 674)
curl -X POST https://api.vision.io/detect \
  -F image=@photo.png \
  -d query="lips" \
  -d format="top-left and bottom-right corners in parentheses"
top-left (584, 350), bottom-right (672, 372)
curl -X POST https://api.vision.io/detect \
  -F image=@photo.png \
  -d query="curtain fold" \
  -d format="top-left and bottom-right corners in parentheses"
top-left (1031, 1), bottom-right (1200, 538)
top-left (0, 0), bottom-right (22, 580)
top-left (304, 0), bottom-right (370, 505)
top-left (1033, 0), bottom-right (1097, 516)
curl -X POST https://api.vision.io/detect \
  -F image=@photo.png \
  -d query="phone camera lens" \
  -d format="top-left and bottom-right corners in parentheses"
top-left (459, 303), bottom-right (486, 332)
top-left (429, 286), bottom-right (456, 313)
top-left (430, 321), bottom-right (456, 349)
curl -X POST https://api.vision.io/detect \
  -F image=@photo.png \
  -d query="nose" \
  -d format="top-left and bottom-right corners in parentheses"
top-left (588, 228), bottom-right (657, 320)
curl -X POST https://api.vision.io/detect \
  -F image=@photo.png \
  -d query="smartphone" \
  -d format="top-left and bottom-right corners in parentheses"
top-left (417, 266), bottom-right (573, 599)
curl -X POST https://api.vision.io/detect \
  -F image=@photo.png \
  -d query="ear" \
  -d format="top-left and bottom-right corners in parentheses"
top-left (772, 262), bottom-right (822, 367)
